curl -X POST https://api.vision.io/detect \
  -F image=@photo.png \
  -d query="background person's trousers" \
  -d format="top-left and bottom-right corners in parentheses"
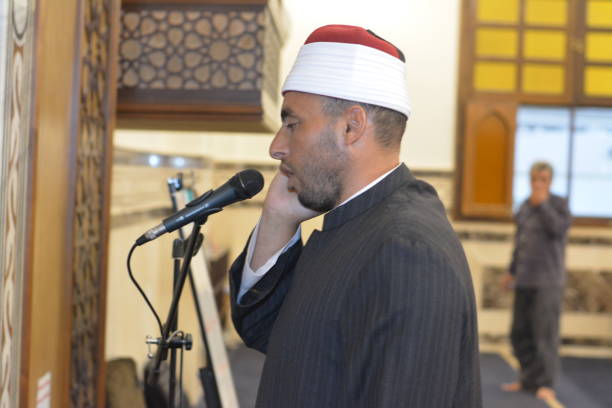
top-left (510, 287), bottom-right (563, 391)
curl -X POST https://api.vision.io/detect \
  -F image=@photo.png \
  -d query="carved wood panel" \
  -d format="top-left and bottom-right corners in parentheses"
top-left (119, 9), bottom-right (264, 91)
top-left (70, 0), bottom-right (118, 406)
top-left (117, 1), bottom-right (286, 128)
top-left (0, 0), bottom-right (36, 407)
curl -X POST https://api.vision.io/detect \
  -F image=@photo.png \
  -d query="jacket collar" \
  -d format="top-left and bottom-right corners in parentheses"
top-left (322, 163), bottom-right (412, 231)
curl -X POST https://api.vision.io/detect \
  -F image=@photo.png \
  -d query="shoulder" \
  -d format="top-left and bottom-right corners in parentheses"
top-left (549, 193), bottom-right (568, 206)
top-left (547, 194), bottom-right (571, 213)
top-left (377, 178), bottom-right (463, 259)
top-left (356, 234), bottom-right (474, 320)
top-left (366, 186), bottom-right (471, 288)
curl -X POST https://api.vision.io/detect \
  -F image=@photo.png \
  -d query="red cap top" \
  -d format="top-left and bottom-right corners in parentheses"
top-left (304, 25), bottom-right (405, 62)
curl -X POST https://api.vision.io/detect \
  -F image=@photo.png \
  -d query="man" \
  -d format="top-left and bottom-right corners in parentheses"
top-left (502, 161), bottom-right (571, 401)
top-left (229, 25), bottom-right (482, 407)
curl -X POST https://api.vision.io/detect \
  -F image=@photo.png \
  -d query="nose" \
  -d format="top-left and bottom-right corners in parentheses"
top-left (269, 128), bottom-right (288, 160)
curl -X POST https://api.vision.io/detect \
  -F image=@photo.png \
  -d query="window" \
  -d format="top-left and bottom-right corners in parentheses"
top-left (472, 0), bottom-right (572, 100)
top-left (513, 106), bottom-right (612, 218)
top-left (571, 108), bottom-right (612, 217)
top-left (457, 0), bottom-right (612, 221)
top-left (513, 106), bottom-right (571, 210)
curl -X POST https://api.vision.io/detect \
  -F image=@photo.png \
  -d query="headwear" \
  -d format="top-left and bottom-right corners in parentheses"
top-left (282, 24), bottom-right (411, 118)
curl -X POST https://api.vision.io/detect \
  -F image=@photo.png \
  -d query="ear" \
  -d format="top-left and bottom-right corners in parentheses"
top-left (342, 105), bottom-right (368, 146)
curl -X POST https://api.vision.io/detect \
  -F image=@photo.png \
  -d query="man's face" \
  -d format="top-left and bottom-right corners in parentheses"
top-left (269, 92), bottom-right (348, 212)
top-left (530, 169), bottom-right (552, 195)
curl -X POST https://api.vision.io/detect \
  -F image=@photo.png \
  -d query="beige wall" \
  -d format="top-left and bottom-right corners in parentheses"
top-left (106, 163), bottom-right (217, 404)
top-left (114, 130), bottom-right (275, 164)
top-left (107, 221), bottom-right (210, 404)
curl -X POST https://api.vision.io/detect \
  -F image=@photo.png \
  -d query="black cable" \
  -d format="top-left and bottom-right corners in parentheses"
top-left (127, 242), bottom-right (164, 337)
top-left (179, 343), bottom-right (184, 408)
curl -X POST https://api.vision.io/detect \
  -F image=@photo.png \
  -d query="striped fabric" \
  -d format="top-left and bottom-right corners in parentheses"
top-left (230, 164), bottom-right (482, 407)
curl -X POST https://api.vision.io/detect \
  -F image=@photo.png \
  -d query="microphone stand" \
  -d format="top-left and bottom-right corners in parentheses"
top-left (146, 175), bottom-right (222, 408)
top-left (168, 176), bottom-right (222, 408)
top-left (147, 217), bottom-right (203, 407)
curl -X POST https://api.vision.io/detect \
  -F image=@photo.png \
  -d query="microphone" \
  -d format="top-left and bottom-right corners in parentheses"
top-left (136, 169), bottom-right (264, 246)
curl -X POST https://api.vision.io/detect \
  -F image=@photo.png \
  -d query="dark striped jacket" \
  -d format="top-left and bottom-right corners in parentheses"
top-left (230, 164), bottom-right (482, 407)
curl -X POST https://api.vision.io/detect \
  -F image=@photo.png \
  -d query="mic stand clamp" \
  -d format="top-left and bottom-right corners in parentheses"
top-left (146, 333), bottom-right (193, 359)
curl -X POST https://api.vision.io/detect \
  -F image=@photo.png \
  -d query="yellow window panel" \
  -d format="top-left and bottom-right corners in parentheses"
top-left (477, 0), bottom-right (519, 23)
top-left (522, 64), bottom-right (565, 94)
top-left (474, 62), bottom-right (517, 92)
top-left (524, 30), bottom-right (566, 60)
top-left (584, 66), bottom-right (612, 96)
top-left (476, 28), bottom-right (518, 57)
top-left (586, 32), bottom-right (612, 62)
top-left (525, 0), bottom-right (568, 26)
top-left (587, 0), bottom-right (612, 28)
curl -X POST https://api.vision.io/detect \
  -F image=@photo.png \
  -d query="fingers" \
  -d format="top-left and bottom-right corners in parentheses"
top-left (263, 171), bottom-right (320, 225)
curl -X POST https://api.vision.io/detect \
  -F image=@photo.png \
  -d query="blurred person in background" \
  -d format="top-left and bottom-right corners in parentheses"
top-left (502, 161), bottom-right (571, 402)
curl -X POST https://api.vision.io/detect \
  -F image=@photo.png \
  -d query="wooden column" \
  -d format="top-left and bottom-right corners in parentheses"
top-left (19, 0), bottom-right (119, 407)
top-left (24, 0), bottom-right (81, 406)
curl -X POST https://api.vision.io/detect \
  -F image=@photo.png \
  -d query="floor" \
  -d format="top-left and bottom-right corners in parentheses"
top-left (227, 346), bottom-right (612, 408)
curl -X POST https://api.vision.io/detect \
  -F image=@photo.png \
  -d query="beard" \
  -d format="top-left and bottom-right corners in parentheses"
top-left (293, 126), bottom-right (348, 213)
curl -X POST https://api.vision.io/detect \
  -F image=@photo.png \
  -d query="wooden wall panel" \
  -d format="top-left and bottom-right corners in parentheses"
top-left (25, 0), bottom-right (80, 406)
top-left (23, 0), bottom-right (118, 407)
top-left (472, 114), bottom-right (510, 204)
top-left (461, 101), bottom-right (517, 219)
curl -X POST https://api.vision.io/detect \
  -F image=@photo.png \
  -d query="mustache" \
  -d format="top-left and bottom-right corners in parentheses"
top-left (280, 163), bottom-right (294, 176)
top-left (279, 163), bottom-right (297, 192)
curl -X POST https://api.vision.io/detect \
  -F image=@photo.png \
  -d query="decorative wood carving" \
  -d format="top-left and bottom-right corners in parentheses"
top-left (117, 0), bottom-right (286, 131)
top-left (70, 0), bottom-right (118, 406)
top-left (120, 10), bottom-right (263, 91)
top-left (0, 1), bottom-right (36, 407)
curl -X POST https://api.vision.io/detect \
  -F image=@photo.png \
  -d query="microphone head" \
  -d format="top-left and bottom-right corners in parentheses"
top-left (232, 169), bottom-right (264, 199)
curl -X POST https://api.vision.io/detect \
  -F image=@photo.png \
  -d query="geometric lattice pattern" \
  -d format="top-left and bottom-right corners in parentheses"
top-left (71, 0), bottom-right (113, 406)
top-left (119, 8), bottom-right (264, 91)
top-left (565, 270), bottom-right (612, 314)
top-left (482, 267), bottom-right (612, 314)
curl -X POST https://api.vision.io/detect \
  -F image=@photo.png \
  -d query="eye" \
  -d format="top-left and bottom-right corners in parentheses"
top-left (285, 121), bottom-right (299, 131)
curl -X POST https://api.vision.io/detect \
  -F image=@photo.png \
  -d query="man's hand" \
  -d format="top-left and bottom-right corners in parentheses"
top-left (250, 172), bottom-right (320, 270)
top-left (262, 172), bottom-right (320, 226)
top-left (529, 189), bottom-right (550, 206)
